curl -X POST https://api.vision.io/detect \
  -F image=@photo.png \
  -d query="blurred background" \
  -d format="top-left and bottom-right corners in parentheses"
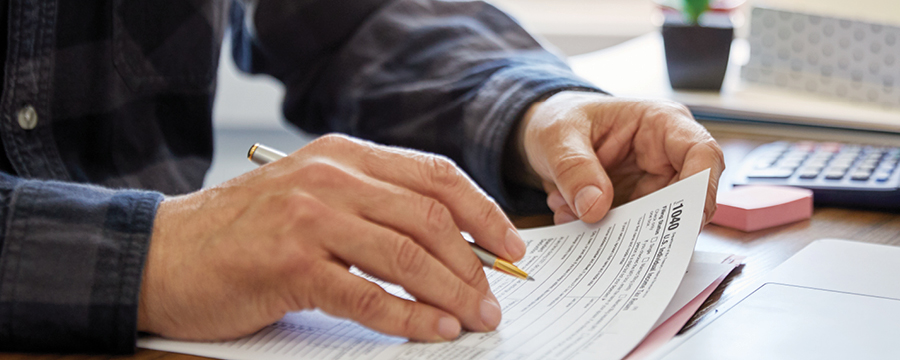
top-left (207, 0), bottom-right (897, 186)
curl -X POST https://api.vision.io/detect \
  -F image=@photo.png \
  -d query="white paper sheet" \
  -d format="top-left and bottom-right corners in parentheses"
top-left (653, 253), bottom-right (741, 329)
top-left (139, 169), bottom-right (710, 360)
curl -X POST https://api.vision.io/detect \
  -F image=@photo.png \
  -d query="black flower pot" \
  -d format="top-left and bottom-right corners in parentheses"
top-left (662, 20), bottom-right (734, 91)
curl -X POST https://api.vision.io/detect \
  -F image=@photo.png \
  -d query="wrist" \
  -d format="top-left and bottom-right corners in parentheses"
top-left (506, 101), bottom-right (544, 189)
top-left (138, 196), bottom-right (179, 334)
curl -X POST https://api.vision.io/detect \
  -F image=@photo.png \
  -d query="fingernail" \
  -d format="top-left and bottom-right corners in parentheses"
top-left (574, 186), bottom-right (602, 218)
top-left (437, 316), bottom-right (461, 340)
top-left (505, 228), bottom-right (526, 259)
top-left (480, 297), bottom-right (502, 329)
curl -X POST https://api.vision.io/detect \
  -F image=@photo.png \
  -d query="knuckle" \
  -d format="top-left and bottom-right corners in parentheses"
top-left (296, 159), bottom-right (353, 187)
top-left (707, 140), bottom-right (725, 163)
top-left (475, 199), bottom-right (501, 226)
top-left (696, 139), bottom-right (726, 170)
top-left (422, 197), bottom-right (454, 234)
top-left (551, 153), bottom-right (592, 181)
top-left (657, 99), bottom-right (691, 115)
top-left (309, 133), bottom-right (355, 149)
top-left (643, 100), bottom-right (692, 123)
top-left (352, 288), bottom-right (385, 322)
top-left (281, 192), bottom-right (326, 223)
top-left (399, 301), bottom-right (419, 335)
top-left (446, 279), bottom-right (472, 310)
top-left (672, 102), bottom-right (692, 116)
top-left (462, 257), bottom-right (488, 289)
top-left (422, 155), bottom-right (464, 190)
top-left (274, 253), bottom-right (319, 287)
top-left (394, 236), bottom-right (428, 277)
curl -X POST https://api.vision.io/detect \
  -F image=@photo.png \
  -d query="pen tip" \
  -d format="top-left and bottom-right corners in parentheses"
top-left (526, 276), bottom-right (535, 281)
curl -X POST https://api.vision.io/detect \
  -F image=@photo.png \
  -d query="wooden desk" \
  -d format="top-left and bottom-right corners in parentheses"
top-left (4, 131), bottom-right (899, 360)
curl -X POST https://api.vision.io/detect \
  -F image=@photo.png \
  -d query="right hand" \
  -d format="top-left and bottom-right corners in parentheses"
top-left (137, 134), bottom-right (526, 342)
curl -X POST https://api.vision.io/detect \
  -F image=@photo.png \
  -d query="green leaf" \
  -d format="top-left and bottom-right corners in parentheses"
top-left (683, 0), bottom-right (709, 24)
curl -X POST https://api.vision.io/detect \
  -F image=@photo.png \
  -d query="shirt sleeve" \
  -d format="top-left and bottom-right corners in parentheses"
top-left (0, 172), bottom-right (163, 353)
top-left (230, 0), bottom-right (604, 215)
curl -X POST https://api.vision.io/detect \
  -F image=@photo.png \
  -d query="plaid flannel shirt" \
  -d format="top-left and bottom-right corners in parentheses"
top-left (0, 0), bottom-right (599, 353)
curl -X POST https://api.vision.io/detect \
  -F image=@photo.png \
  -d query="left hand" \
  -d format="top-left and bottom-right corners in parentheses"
top-left (515, 91), bottom-right (725, 225)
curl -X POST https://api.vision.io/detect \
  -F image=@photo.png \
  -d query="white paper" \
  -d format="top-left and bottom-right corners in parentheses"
top-left (139, 169), bottom-right (710, 360)
top-left (652, 253), bottom-right (740, 329)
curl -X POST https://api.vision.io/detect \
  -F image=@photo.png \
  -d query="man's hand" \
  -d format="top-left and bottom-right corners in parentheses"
top-left (138, 134), bottom-right (526, 342)
top-left (517, 91), bottom-right (724, 225)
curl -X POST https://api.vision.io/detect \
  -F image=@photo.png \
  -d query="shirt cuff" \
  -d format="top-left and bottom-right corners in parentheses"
top-left (0, 179), bottom-right (163, 353)
top-left (463, 63), bottom-right (605, 215)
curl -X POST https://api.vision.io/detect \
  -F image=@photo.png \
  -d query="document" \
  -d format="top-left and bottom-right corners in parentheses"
top-left (139, 169), bottom-right (710, 360)
top-left (625, 253), bottom-right (743, 360)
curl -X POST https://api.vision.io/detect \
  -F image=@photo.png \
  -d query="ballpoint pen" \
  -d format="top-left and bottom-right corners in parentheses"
top-left (247, 143), bottom-right (535, 281)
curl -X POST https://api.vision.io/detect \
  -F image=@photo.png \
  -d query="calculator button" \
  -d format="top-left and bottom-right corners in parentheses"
top-left (805, 159), bottom-right (829, 168)
top-left (857, 165), bottom-right (877, 173)
top-left (861, 158), bottom-right (880, 165)
top-left (755, 158), bottom-right (778, 169)
top-left (832, 154), bottom-right (856, 162)
top-left (778, 159), bottom-right (803, 169)
top-left (748, 168), bottom-right (795, 179)
top-left (800, 165), bottom-right (823, 172)
top-left (850, 171), bottom-right (871, 181)
top-left (824, 170), bottom-right (847, 180)
top-left (875, 171), bottom-right (893, 182)
top-left (798, 170), bottom-right (821, 179)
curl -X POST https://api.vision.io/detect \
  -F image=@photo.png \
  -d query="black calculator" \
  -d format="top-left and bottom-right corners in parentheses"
top-left (733, 141), bottom-right (900, 210)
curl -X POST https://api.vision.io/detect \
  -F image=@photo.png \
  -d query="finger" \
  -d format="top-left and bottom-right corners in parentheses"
top-left (544, 185), bottom-right (578, 224)
top-left (322, 212), bottom-right (502, 333)
top-left (537, 130), bottom-right (614, 223)
top-left (335, 137), bottom-right (525, 261)
top-left (544, 186), bottom-right (568, 213)
top-left (554, 208), bottom-right (578, 224)
top-left (307, 263), bottom-right (462, 342)
top-left (365, 187), bottom-right (492, 295)
top-left (312, 173), bottom-right (492, 296)
top-left (677, 141), bottom-right (725, 225)
top-left (625, 106), bottom-right (722, 225)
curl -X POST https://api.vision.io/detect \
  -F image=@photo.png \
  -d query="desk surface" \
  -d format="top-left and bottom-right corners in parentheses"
top-left (3, 132), bottom-right (900, 360)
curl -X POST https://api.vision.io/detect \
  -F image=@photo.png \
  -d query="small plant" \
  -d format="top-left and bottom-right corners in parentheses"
top-left (658, 0), bottom-right (743, 25)
top-left (658, 0), bottom-right (741, 90)
top-left (683, 0), bottom-right (709, 25)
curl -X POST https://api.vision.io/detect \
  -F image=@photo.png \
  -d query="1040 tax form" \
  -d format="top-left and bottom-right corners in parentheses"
top-left (139, 169), bottom-right (711, 360)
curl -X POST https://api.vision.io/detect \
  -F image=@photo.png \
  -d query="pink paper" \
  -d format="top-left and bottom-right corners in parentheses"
top-left (623, 274), bottom-right (726, 360)
top-left (711, 185), bottom-right (813, 232)
top-left (623, 255), bottom-right (744, 360)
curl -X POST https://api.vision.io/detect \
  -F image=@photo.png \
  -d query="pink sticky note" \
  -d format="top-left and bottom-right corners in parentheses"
top-left (710, 185), bottom-right (813, 232)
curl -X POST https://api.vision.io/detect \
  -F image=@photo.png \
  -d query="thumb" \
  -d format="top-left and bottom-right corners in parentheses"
top-left (542, 134), bottom-right (614, 223)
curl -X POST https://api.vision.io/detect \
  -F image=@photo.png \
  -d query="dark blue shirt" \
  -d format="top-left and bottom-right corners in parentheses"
top-left (0, 0), bottom-right (598, 353)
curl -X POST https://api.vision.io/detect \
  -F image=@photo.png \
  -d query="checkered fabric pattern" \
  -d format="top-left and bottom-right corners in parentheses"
top-left (0, 0), bottom-right (598, 353)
